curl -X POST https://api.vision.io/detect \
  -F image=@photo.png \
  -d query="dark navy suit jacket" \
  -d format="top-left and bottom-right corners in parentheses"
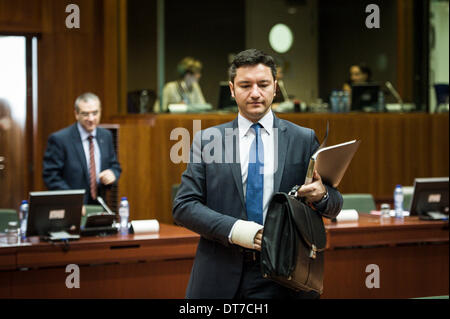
top-left (173, 115), bottom-right (343, 298)
top-left (43, 123), bottom-right (121, 204)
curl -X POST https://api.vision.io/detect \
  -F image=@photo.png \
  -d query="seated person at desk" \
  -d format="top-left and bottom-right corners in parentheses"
top-left (156, 57), bottom-right (208, 112)
top-left (342, 63), bottom-right (372, 94)
top-left (43, 93), bottom-right (122, 211)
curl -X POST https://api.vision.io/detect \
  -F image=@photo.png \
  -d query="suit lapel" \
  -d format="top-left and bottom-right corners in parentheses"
top-left (273, 115), bottom-right (288, 193)
top-left (71, 124), bottom-right (90, 184)
top-left (96, 128), bottom-right (107, 171)
top-left (225, 118), bottom-right (245, 209)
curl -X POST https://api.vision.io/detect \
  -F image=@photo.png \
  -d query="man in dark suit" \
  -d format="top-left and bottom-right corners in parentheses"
top-left (173, 49), bottom-right (342, 299)
top-left (43, 93), bottom-right (121, 206)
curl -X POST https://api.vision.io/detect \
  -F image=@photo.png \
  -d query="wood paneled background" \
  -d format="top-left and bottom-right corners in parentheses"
top-left (110, 113), bottom-right (449, 224)
top-left (0, 0), bottom-right (121, 193)
top-left (1, 1), bottom-right (448, 226)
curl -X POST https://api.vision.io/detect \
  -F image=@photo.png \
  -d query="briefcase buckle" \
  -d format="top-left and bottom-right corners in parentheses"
top-left (288, 185), bottom-right (301, 199)
top-left (309, 244), bottom-right (317, 259)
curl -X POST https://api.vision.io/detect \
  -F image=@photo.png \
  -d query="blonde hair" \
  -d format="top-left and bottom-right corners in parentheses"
top-left (177, 57), bottom-right (202, 78)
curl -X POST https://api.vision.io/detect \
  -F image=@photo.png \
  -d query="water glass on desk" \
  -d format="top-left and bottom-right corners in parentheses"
top-left (381, 203), bottom-right (391, 218)
top-left (6, 221), bottom-right (19, 245)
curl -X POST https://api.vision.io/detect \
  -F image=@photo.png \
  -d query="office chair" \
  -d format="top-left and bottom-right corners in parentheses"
top-left (402, 186), bottom-right (414, 212)
top-left (127, 89), bottom-right (157, 113)
top-left (0, 209), bottom-right (19, 232)
top-left (434, 84), bottom-right (449, 112)
top-left (342, 194), bottom-right (376, 213)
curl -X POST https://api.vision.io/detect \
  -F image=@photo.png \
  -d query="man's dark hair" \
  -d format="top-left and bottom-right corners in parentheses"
top-left (229, 49), bottom-right (277, 83)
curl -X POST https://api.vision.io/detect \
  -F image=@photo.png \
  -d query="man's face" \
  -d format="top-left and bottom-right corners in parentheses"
top-left (75, 99), bottom-right (101, 133)
top-left (229, 63), bottom-right (276, 122)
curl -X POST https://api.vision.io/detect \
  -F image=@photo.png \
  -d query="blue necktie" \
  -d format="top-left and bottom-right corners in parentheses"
top-left (246, 123), bottom-right (264, 225)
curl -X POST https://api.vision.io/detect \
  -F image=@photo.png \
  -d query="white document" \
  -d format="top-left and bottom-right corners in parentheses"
top-left (336, 209), bottom-right (359, 221)
top-left (130, 219), bottom-right (160, 234)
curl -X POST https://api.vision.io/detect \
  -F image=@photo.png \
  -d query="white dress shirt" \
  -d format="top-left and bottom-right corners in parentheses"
top-left (77, 123), bottom-right (100, 183)
top-left (228, 110), bottom-right (276, 246)
top-left (238, 110), bottom-right (275, 225)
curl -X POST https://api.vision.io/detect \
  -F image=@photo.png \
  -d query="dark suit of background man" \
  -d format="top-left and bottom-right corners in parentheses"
top-left (173, 49), bottom-right (343, 299)
top-left (43, 92), bottom-right (121, 205)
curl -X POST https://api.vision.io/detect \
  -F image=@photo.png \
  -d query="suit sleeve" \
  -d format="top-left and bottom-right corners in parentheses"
top-left (42, 134), bottom-right (71, 190)
top-left (172, 133), bottom-right (237, 247)
top-left (309, 129), bottom-right (343, 219)
top-left (106, 131), bottom-right (122, 182)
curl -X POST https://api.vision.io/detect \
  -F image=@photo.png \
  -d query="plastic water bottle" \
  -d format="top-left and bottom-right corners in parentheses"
top-left (19, 200), bottom-right (28, 239)
top-left (394, 185), bottom-right (404, 218)
top-left (378, 90), bottom-right (385, 112)
top-left (337, 91), bottom-right (345, 112)
top-left (342, 91), bottom-right (350, 112)
top-left (119, 197), bottom-right (129, 234)
top-left (330, 90), bottom-right (339, 113)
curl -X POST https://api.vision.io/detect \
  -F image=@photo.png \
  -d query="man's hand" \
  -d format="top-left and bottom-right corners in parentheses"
top-left (297, 170), bottom-right (327, 204)
top-left (82, 205), bottom-right (86, 216)
top-left (253, 228), bottom-right (263, 251)
top-left (231, 220), bottom-right (263, 250)
top-left (99, 169), bottom-right (116, 185)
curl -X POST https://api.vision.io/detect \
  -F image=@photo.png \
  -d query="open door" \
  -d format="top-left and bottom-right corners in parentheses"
top-left (0, 35), bottom-right (36, 211)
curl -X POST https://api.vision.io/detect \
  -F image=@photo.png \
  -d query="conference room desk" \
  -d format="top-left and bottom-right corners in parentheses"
top-left (0, 224), bottom-right (199, 298)
top-left (322, 214), bottom-right (449, 299)
top-left (0, 216), bottom-right (448, 298)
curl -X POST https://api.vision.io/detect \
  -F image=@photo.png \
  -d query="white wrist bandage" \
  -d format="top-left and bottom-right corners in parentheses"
top-left (231, 220), bottom-right (264, 250)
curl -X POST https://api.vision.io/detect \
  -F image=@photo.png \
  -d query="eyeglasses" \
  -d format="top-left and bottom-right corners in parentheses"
top-left (79, 110), bottom-right (99, 118)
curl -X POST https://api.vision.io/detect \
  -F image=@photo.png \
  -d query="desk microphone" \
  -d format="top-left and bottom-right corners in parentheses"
top-left (385, 81), bottom-right (404, 110)
top-left (96, 196), bottom-right (115, 215)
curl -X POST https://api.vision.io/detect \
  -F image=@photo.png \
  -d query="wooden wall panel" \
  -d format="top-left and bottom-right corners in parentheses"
top-left (1, 0), bottom-right (121, 194)
top-left (397, 0), bottom-right (415, 102)
top-left (110, 113), bottom-right (449, 225)
top-left (0, 0), bottom-right (42, 33)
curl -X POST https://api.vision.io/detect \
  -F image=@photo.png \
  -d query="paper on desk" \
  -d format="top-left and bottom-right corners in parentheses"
top-left (336, 209), bottom-right (359, 221)
top-left (168, 104), bottom-right (187, 113)
top-left (370, 210), bottom-right (410, 217)
top-left (49, 231), bottom-right (80, 240)
top-left (130, 219), bottom-right (160, 234)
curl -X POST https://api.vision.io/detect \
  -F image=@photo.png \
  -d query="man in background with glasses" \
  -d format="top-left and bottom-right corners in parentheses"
top-left (43, 92), bottom-right (121, 207)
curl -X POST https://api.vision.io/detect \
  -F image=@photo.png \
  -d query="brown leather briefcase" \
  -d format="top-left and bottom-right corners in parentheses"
top-left (260, 187), bottom-right (327, 294)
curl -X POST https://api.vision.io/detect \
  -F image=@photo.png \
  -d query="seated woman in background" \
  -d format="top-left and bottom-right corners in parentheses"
top-left (156, 57), bottom-right (206, 112)
top-left (342, 63), bottom-right (372, 94)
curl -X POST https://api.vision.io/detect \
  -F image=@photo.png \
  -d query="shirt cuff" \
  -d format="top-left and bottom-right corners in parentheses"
top-left (312, 191), bottom-right (329, 212)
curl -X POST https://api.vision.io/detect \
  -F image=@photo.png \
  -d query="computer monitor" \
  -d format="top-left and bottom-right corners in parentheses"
top-left (217, 81), bottom-right (237, 110)
top-left (351, 83), bottom-right (380, 112)
top-left (409, 177), bottom-right (449, 220)
top-left (26, 189), bottom-right (85, 237)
